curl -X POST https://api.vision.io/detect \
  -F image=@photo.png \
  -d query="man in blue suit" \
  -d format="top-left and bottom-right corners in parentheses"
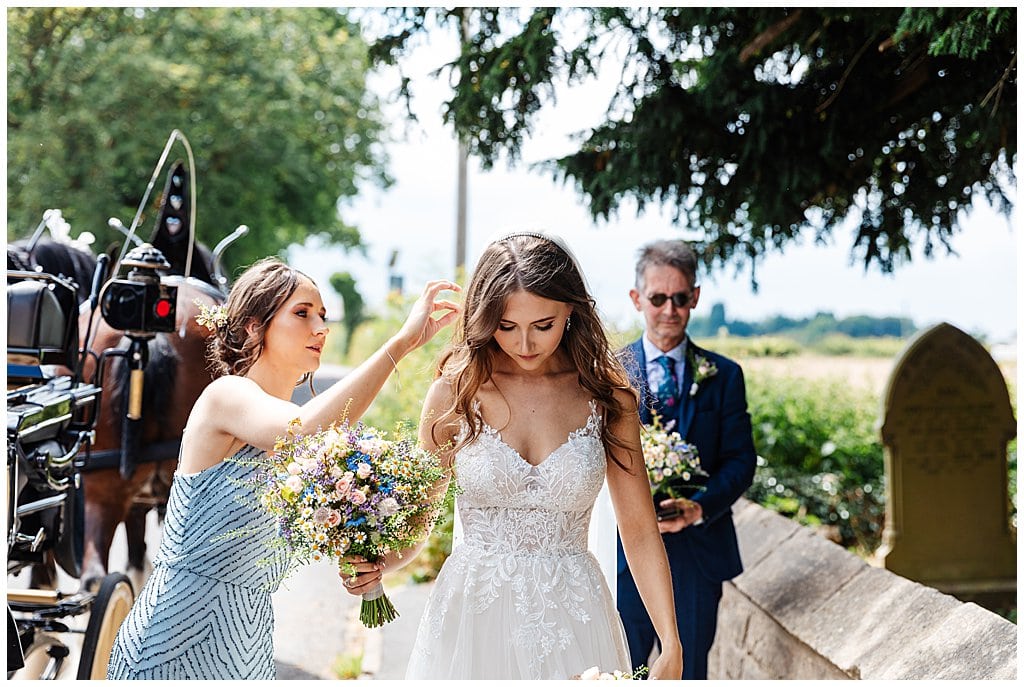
top-left (617, 239), bottom-right (756, 680)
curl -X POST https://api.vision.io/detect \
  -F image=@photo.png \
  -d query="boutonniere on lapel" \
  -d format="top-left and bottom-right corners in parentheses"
top-left (686, 348), bottom-right (718, 397)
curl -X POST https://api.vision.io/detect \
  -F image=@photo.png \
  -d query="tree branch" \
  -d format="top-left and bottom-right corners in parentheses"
top-left (979, 52), bottom-right (1016, 117)
top-left (815, 32), bottom-right (877, 114)
top-left (739, 9), bottom-right (803, 64)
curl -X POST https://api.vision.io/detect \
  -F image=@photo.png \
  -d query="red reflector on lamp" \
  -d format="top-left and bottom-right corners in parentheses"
top-left (155, 299), bottom-right (173, 318)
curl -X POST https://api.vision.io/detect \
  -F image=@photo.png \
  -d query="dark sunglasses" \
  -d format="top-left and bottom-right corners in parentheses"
top-left (646, 290), bottom-right (694, 308)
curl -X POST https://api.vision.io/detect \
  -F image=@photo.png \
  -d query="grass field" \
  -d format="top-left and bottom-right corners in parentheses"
top-left (739, 352), bottom-right (1017, 399)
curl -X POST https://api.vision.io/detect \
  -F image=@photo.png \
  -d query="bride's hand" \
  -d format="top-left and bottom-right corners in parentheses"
top-left (647, 643), bottom-right (683, 680)
top-left (393, 280), bottom-right (461, 352)
top-left (338, 555), bottom-right (382, 597)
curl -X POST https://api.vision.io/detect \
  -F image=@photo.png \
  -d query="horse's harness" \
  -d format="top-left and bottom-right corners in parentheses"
top-left (80, 440), bottom-right (181, 472)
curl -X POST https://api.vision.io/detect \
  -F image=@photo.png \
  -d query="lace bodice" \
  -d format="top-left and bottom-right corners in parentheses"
top-left (455, 400), bottom-right (606, 555)
top-left (406, 400), bottom-right (629, 679)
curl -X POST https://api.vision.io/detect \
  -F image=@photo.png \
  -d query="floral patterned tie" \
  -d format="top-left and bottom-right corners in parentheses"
top-left (654, 355), bottom-right (679, 410)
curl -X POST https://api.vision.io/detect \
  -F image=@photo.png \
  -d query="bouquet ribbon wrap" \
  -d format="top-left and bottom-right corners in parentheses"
top-left (360, 581), bottom-right (397, 627)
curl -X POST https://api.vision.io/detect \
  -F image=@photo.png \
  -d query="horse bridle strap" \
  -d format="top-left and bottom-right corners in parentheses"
top-left (80, 439), bottom-right (181, 472)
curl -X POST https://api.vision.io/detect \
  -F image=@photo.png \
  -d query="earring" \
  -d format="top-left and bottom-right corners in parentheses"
top-left (566, 316), bottom-right (571, 331)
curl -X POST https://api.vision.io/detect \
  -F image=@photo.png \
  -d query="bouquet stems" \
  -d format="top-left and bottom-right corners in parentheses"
top-left (360, 582), bottom-right (399, 628)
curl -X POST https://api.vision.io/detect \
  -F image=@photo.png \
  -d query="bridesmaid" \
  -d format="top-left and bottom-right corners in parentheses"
top-left (106, 257), bottom-right (459, 679)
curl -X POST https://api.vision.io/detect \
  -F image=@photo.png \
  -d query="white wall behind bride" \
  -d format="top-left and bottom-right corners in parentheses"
top-left (288, 17), bottom-right (1018, 344)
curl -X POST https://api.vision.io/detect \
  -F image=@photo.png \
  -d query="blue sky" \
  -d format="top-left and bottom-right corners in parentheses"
top-left (289, 14), bottom-right (1018, 344)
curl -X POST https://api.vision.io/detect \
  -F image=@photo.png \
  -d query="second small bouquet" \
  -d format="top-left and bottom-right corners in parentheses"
top-left (254, 418), bottom-right (450, 627)
top-left (641, 414), bottom-right (709, 520)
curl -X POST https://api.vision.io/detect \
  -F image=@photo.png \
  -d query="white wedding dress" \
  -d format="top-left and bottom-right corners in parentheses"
top-left (406, 401), bottom-right (631, 680)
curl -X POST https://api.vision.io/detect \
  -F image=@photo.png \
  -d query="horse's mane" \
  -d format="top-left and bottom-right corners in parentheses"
top-left (9, 238), bottom-right (98, 303)
top-left (7, 243), bottom-right (35, 272)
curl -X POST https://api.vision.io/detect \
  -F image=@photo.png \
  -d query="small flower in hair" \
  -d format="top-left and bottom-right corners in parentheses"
top-left (194, 299), bottom-right (229, 331)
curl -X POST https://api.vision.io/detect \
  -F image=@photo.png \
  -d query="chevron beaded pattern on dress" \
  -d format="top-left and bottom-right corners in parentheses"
top-left (106, 445), bottom-right (287, 679)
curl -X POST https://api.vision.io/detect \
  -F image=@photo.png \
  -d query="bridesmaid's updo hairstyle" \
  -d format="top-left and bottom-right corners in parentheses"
top-left (207, 257), bottom-right (311, 378)
top-left (434, 232), bottom-right (638, 471)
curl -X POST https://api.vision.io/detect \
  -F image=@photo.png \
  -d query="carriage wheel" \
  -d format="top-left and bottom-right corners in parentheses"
top-left (76, 572), bottom-right (134, 680)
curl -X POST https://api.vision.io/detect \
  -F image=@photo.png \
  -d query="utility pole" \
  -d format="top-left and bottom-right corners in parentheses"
top-left (456, 140), bottom-right (468, 275)
top-left (454, 9), bottom-right (470, 275)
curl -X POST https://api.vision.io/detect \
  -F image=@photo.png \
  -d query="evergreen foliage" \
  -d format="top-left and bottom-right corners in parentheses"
top-left (367, 7), bottom-right (1016, 279)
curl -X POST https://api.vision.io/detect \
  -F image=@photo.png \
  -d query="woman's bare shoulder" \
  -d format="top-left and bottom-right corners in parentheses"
top-left (423, 376), bottom-right (456, 406)
top-left (192, 375), bottom-right (268, 416)
top-left (422, 377), bottom-right (461, 429)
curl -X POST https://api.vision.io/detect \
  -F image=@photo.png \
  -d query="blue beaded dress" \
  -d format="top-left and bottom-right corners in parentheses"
top-left (106, 445), bottom-right (287, 679)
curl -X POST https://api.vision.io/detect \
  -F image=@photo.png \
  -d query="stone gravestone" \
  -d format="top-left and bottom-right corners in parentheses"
top-left (877, 322), bottom-right (1016, 609)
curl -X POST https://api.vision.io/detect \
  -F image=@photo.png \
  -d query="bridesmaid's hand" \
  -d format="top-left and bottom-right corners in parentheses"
top-left (393, 280), bottom-right (461, 353)
top-left (338, 556), bottom-right (383, 597)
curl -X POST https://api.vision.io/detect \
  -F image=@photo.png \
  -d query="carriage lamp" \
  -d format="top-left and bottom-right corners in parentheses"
top-left (100, 243), bottom-right (179, 335)
top-left (100, 243), bottom-right (179, 423)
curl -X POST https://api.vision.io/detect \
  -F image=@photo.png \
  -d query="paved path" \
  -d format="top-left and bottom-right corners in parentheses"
top-left (361, 580), bottom-right (434, 679)
top-left (290, 363), bottom-right (350, 406)
top-left (274, 571), bottom-right (433, 680)
top-left (272, 560), bottom-right (360, 679)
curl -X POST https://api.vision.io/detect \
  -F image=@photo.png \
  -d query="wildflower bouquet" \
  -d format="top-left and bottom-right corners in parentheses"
top-left (255, 418), bottom-right (449, 627)
top-left (641, 414), bottom-right (709, 520)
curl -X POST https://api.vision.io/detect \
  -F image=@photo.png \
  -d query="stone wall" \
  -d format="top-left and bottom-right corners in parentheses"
top-left (708, 498), bottom-right (1017, 679)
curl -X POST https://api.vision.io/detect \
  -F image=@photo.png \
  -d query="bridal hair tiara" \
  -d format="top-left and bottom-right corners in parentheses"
top-left (494, 230), bottom-right (552, 243)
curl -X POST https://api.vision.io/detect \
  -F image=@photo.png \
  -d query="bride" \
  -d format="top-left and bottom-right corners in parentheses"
top-left (342, 232), bottom-right (682, 680)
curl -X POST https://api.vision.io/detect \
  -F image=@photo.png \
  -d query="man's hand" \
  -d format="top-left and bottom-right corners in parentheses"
top-left (657, 498), bottom-right (704, 534)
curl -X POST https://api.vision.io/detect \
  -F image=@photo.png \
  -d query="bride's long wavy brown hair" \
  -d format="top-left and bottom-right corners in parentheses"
top-left (432, 233), bottom-right (639, 471)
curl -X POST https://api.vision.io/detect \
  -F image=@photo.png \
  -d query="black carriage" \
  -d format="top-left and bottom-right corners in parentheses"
top-left (7, 267), bottom-right (135, 679)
